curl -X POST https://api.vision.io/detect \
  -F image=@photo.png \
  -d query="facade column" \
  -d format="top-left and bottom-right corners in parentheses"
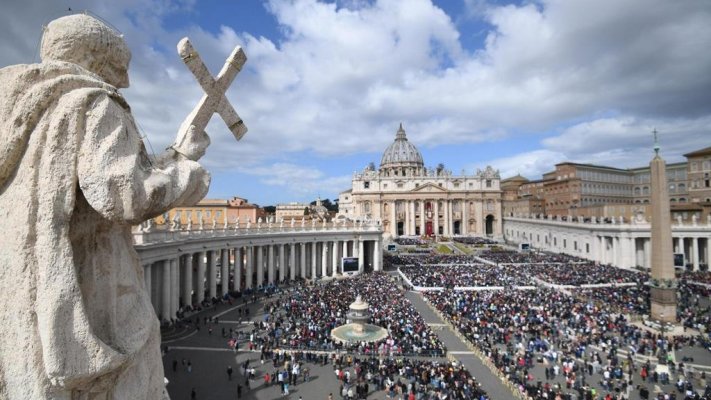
top-left (446, 200), bottom-right (452, 236)
top-left (279, 244), bottom-right (286, 283)
top-left (257, 245), bottom-right (264, 287)
top-left (300, 242), bottom-right (307, 279)
top-left (410, 200), bottom-right (417, 235)
top-left (311, 242), bottom-right (318, 278)
top-left (707, 237), bottom-right (711, 269)
top-left (643, 238), bottom-right (651, 270)
top-left (161, 259), bottom-right (171, 322)
top-left (221, 249), bottom-right (229, 296)
top-left (245, 246), bottom-right (253, 289)
top-left (373, 239), bottom-right (382, 271)
top-left (332, 241), bottom-right (339, 277)
top-left (196, 251), bottom-right (206, 302)
top-left (289, 243), bottom-right (296, 281)
top-left (343, 240), bottom-right (349, 257)
top-left (322, 241), bottom-right (329, 278)
top-left (234, 247), bottom-right (242, 291)
top-left (358, 239), bottom-right (364, 273)
top-left (352, 239), bottom-right (358, 261)
top-left (268, 244), bottom-right (275, 284)
top-left (674, 237), bottom-right (681, 254)
top-left (404, 201), bottom-right (410, 235)
top-left (678, 237), bottom-right (686, 264)
top-left (462, 200), bottom-right (468, 235)
top-left (150, 262), bottom-right (160, 313)
top-left (391, 201), bottom-right (397, 237)
top-left (692, 237), bottom-right (700, 271)
top-left (419, 201), bottom-right (425, 236)
top-left (434, 200), bottom-right (440, 236)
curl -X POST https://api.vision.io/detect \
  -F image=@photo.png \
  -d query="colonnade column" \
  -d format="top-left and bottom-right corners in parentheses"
top-left (644, 238), bottom-right (652, 270)
top-left (267, 244), bottom-right (275, 285)
top-left (245, 247), bottom-right (253, 289)
top-left (300, 243), bottom-right (307, 279)
top-left (311, 242), bottom-right (318, 279)
top-left (221, 249), bottom-right (229, 296)
top-left (196, 251), bottom-right (206, 302)
top-left (256, 246), bottom-right (264, 287)
top-left (358, 239), bottom-right (364, 273)
top-left (279, 244), bottom-right (285, 282)
top-left (234, 247), bottom-right (242, 291)
top-left (289, 243), bottom-right (296, 281)
top-left (208, 250), bottom-right (217, 299)
top-left (182, 253), bottom-right (192, 306)
top-left (342, 240), bottom-right (349, 258)
top-left (322, 242), bottom-right (329, 278)
top-left (171, 258), bottom-right (179, 318)
top-left (332, 241), bottom-right (339, 277)
top-left (692, 238), bottom-right (699, 271)
top-left (143, 264), bottom-right (152, 300)
top-left (161, 259), bottom-right (171, 322)
top-left (434, 201), bottom-right (439, 235)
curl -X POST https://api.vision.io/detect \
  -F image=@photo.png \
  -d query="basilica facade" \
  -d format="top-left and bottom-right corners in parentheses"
top-left (338, 124), bottom-right (503, 238)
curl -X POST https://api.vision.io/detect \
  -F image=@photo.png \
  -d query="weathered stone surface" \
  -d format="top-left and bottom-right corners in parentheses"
top-left (0, 14), bottom-right (213, 399)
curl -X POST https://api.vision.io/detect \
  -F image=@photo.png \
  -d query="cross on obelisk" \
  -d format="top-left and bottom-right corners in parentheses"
top-left (175, 37), bottom-right (248, 145)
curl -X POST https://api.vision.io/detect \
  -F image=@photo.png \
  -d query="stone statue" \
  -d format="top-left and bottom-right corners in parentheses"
top-left (246, 217), bottom-right (252, 229)
top-left (279, 217), bottom-right (284, 229)
top-left (311, 218), bottom-right (316, 228)
top-left (234, 216), bottom-right (240, 230)
top-left (291, 217), bottom-right (295, 228)
top-left (676, 214), bottom-right (683, 226)
top-left (707, 214), bottom-right (711, 226)
top-left (692, 214), bottom-right (698, 226)
top-left (301, 217), bottom-right (306, 227)
top-left (258, 217), bottom-right (263, 229)
top-left (170, 211), bottom-right (182, 231)
top-left (211, 216), bottom-right (217, 230)
top-left (198, 210), bottom-right (204, 230)
top-left (0, 14), bottom-right (238, 399)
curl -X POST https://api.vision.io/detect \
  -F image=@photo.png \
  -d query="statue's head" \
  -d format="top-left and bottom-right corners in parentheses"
top-left (40, 14), bottom-right (131, 88)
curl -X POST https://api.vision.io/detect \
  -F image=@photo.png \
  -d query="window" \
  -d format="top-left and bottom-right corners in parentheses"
top-left (364, 181), bottom-right (370, 189)
top-left (585, 243), bottom-right (590, 253)
top-left (383, 184), bottom-right (388, 189)
top-left (486, 179), bottom-right (492, 188)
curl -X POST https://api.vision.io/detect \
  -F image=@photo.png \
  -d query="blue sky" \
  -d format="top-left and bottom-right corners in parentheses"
top-left (2, 0), bottom-right (710, 206)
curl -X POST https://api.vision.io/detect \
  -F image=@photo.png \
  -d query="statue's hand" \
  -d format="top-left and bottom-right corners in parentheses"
top-left (171, 125), bottom-right (210, 161)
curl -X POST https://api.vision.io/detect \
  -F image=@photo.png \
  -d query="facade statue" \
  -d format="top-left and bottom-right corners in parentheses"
top-left (0, 14), bottom-right (220, 399)
top-left (246, 217), bottom-right (252, 229)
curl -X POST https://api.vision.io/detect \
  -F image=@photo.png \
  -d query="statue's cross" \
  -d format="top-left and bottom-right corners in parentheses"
top-left (177, 37), bottom-right (248, 140)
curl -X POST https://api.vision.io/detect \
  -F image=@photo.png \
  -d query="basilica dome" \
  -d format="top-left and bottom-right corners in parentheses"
top-left (379, 124), bottom-right (424, 172)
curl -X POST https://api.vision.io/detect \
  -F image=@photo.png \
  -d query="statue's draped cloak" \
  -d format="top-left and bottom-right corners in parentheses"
top-left (0, 61), bottom-right (209, 399)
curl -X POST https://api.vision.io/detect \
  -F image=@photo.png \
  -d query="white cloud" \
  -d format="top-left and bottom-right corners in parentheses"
top-left (1, 0), bottom-right (710, 201)
top-left (237, 163), bottom-right (352, 198)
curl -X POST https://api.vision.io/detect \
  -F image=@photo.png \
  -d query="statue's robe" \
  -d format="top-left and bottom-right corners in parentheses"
top-left (0, 61), bottom-right (209, 399)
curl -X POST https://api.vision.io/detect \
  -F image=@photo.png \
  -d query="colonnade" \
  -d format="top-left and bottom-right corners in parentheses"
top-left (505, 216), bottom-right (711, 270)
top-left (139, 236), bottom-right (382, 323)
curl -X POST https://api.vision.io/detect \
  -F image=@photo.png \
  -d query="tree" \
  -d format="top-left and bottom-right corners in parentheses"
top-left (263, 205), bottom-right (276, 214)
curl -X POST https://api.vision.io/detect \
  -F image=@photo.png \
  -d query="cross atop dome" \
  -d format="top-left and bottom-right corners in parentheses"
top-left (396, 122), bottom-right (407, 140)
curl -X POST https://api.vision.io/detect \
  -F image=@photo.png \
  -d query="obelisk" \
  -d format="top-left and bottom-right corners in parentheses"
top-left (649, 130), bottom-right (677, 323)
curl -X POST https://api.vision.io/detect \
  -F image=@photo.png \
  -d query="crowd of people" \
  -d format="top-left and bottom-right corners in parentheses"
top-left (478, 250), bottom-right (588, 265)
top-left (334, 356), bottom-right (489, 400)
top-left (453, 236), bottom-right (498, 246)
top-left (400, 264), bottom-right (535, 287)
top-left (394, 237), bottom-right (430, 246)
top-left (424, 287), bottom-right (711, 399)
top-left (254, 272), bottom-right (447, 357)
top-left (520, 262), bottom-right (647, 286)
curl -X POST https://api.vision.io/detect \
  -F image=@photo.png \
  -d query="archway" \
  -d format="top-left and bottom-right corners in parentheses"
top-left (485, 215), bottom-right (494, 236)
top-left (397, 221), bottom-right (404, 236)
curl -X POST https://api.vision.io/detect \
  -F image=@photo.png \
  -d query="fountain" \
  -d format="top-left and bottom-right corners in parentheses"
top-left (331, 295), bottom-right (388, 344)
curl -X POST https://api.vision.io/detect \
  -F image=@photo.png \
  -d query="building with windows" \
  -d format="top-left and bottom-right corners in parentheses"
top-left (338, 124), bottom-right (503, 238)
top-left (157, 196), bottom-right (266, 226)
